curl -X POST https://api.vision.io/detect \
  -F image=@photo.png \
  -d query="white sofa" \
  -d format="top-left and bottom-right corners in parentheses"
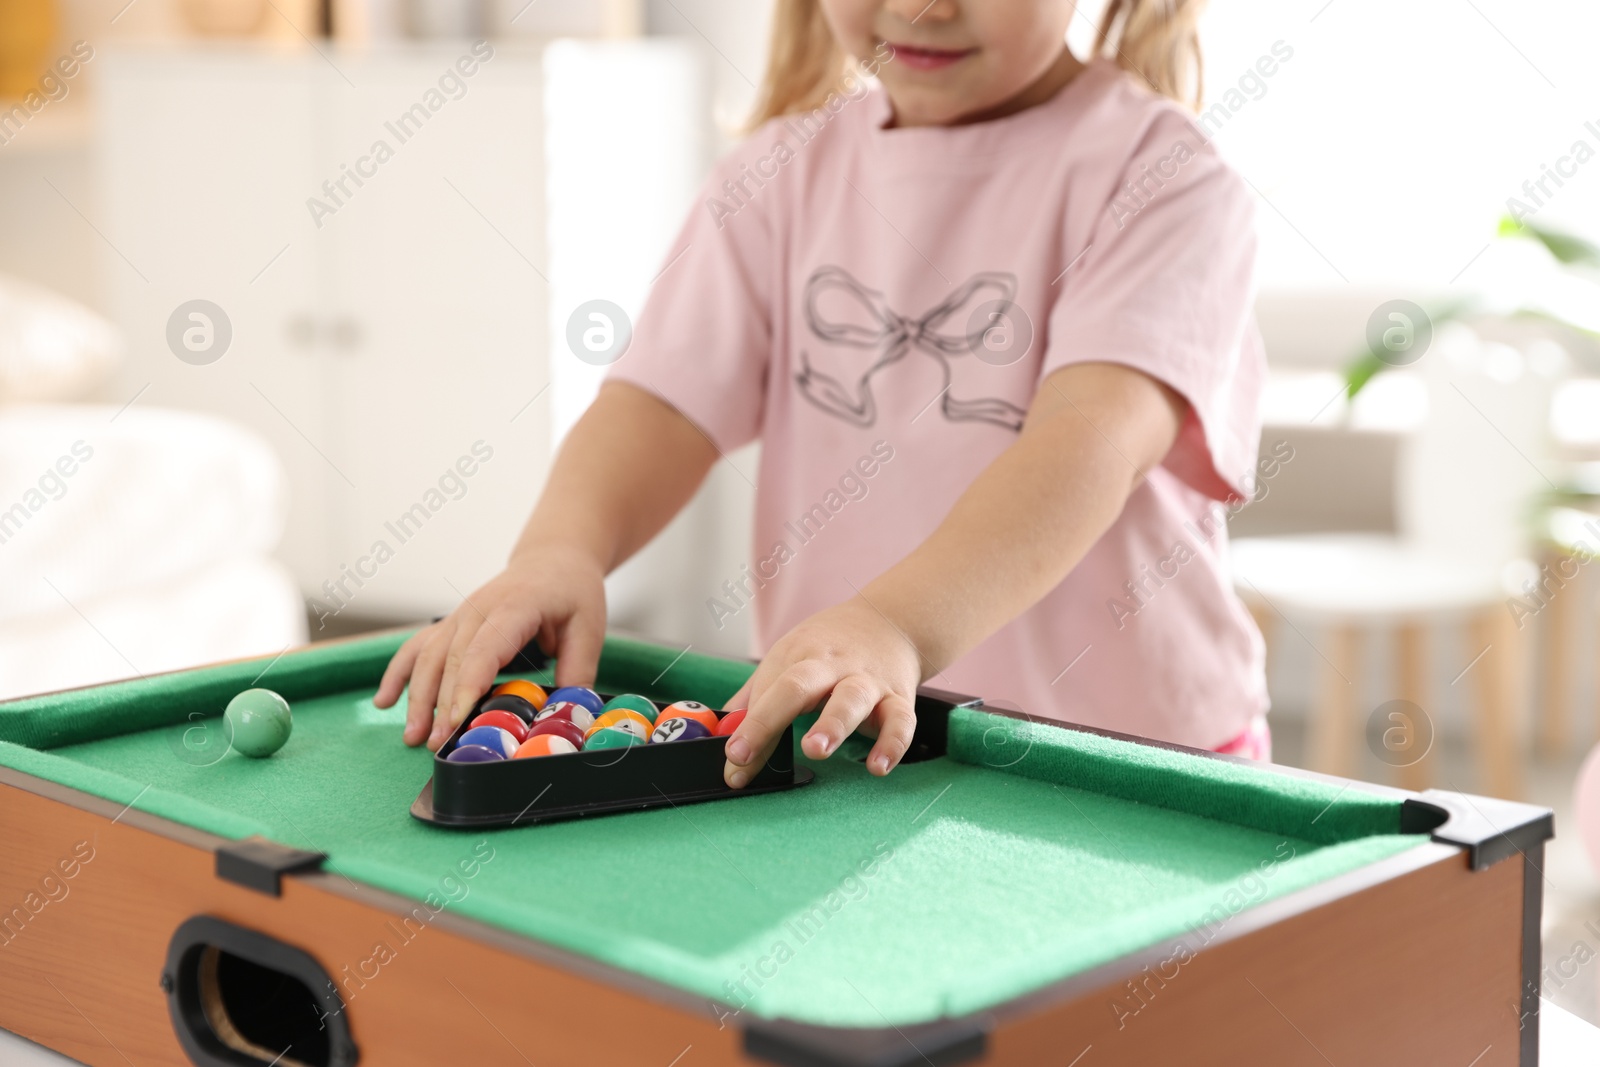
top-left (0, 278), bottom-right (306, 701)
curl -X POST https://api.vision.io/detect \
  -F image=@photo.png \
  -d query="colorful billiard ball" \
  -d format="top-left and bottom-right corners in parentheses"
top-left (583, 726), bottom-right (645, 751)
top-left (545, 687), bottom-right (604, 716)
top-left (223, 688), bottom-right (292, 758)
top-left (651, 717), bottom-right (712, 744)
top-left (657, 701), bottom-right (718, 733)
top-left (534, 701), bottom-right (595, 731)
top-left (714, 709), bottom-right (747, 737)
top-left (477, 694), bottom-right (540, 725)
top-left (493, 679), bottom-right (548, 711)
top-left (514, 735), bottom-right (578, 758)
top-left (600, 693), bottom-right (659, 723)
top-left (469, 710), bottom-right (530, 744)
top-left (584, 709), bottom-right (652, 741)
top-left (457, 725), bottom-right (520, 759)
top-left (527, 717), bottom-right (586, 749)
top-left (446, 743), bottom-right (504, 763)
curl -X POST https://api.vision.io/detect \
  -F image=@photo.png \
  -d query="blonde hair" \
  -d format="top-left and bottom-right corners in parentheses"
top-left (1093, 0), bottom-right (1207, 109)
top-left (747, 0), bottom-right (1207, 130)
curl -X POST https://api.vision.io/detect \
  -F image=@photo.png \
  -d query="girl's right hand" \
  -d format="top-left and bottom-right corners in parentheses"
top-left (374, 541), bottom-right (608, 751)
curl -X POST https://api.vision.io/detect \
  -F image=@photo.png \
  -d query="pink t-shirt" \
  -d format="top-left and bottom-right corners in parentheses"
top-left (609, 59), bottom-right (1268, 749)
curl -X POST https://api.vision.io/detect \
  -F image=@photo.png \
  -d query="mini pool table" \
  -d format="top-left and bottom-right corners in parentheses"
top-left (0, 630), bottom-right (1553, 1067)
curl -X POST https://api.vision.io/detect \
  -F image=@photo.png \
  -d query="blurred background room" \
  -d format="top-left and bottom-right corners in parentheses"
top-left (2, 0), bottom-right (1600, 1032)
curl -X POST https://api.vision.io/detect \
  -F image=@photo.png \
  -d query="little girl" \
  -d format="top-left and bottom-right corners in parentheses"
top-left (377, 0), bottom-right (1270, 786)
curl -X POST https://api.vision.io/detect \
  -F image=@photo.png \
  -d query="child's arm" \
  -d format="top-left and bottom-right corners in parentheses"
top-left (722, 361), bottom-right (1188, 787)
top-left (375, 381), bottom-right (718, 749)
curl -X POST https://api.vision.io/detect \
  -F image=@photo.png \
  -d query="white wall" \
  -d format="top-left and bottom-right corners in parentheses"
top-left (1199, 0), bottom-right (1600, 292)
top-left (645, 0), bottom-right (773, 137)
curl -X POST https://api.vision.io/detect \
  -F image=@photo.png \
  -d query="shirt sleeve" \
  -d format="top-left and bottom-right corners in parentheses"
top-left (1042, 112), bottom-right (1264, 502)
top-left (605, 146), bottom-right (774, 453)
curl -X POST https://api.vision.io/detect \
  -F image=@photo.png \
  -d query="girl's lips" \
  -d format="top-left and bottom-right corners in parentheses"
top-left (886, 42), bottom-right (976, 72)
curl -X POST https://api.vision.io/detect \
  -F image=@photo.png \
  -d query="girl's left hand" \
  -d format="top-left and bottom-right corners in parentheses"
top-left (721, 596), bottom-right (925, 788)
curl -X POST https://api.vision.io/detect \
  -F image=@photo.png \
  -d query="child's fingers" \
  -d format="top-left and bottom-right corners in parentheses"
top-left (431, 611), bottom-right (486, 743)
top-left (722, 680), bottom-right (752, 713)
top-left (863, 693), bottom-right (916, 776)
top-left (423, 625), bottom-right (480, 750)
top-left (728, 650), bottom-right (792, 727)
top-left (802, 674), bottom-right (880, 759)
top-left (449, 608), bottom-right (541, 729)
top-left (724, 661), bottom-right (831, 789)
top-left (409, 630), bottom-right (455, 749)
top-left (553, 611), bottom-right (605, 688)
top-left (391, 631), bottom-right (436, 746)
top-left (379, 627), bottom-right (427, 709)
top-left (536, 617), bottom-right (560, 659)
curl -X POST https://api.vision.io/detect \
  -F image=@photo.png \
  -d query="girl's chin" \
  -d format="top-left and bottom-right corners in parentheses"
top-left (882, 88), bottom-right (983, 128)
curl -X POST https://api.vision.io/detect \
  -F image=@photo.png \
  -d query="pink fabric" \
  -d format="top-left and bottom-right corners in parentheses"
top-left (609, 59), bottom-right (1269, 750)
top-left (1214, 714), bottom-right (1273, 762)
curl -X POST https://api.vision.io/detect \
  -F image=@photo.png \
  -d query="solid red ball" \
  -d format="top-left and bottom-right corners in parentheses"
top-left (715, 709), bottom-right (747, 737)
top-left (469, 710), bottom-right (530, 744)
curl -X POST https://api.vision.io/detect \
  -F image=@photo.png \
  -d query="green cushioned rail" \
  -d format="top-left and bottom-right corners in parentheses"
top-left (0, 632), bottom-right (410, 750)
top-left (0, 635), bottom-right (1426, 1027)
top-left (945, 707), bottom-right (1402, 846)
top-left (0, 631), bottom-right (753, 750)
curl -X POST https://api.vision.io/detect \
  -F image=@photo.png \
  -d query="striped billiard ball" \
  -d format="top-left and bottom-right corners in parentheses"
top-left (650, 717), bottom-right (712, 744)
top-left (657, 701), bottom-right (719, 733)
top-left (583, 727), bottom-right (645, 752)
top-left (584, 709), bottom-right (653, 742)
top-left (535, 701), bottom-right (596, 731)
top-left (601, 693), bottom-right (660, 723)
top-left (457, 725), bottom-right (520, 759)
top-left (527, 717), bottom-right (586, 749)
top-left (514, 734), bottom-right (578, 758)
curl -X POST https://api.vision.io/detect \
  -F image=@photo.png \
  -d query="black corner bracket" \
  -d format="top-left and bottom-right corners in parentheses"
top-left (216, 837), bottom-right (327, 896)
top-left (1400, 789), bottom-right (1554, 871)
top-left (745, 1016), bottom-right (988, 1067)
top-left (506, 638), bottom-right (551, 674)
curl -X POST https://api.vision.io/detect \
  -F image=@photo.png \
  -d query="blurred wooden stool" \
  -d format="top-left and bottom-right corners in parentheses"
top-left (1236, 534), bottom-right (1525, 799)
top-left (1534, 504), bottom-right (1600, 758)
top-left (1235, 309), bottom-right (1560, 800)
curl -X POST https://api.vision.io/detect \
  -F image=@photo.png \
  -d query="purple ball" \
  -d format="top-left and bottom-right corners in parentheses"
top-left (445, 743), bottom-right (505, 763)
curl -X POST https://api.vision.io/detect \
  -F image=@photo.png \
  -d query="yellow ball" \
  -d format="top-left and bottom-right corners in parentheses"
top-left (583, 709), bottom-right (652, 741)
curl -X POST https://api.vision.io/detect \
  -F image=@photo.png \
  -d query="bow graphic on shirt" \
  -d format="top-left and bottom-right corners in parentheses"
top-left (794, 265), bottom-right (1029, 432)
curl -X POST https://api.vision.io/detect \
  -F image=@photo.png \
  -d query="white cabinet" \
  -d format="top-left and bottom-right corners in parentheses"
top-left (97, 43), bottom-right (551, 619)
top-left (95, 38), bottom-right (752, 652)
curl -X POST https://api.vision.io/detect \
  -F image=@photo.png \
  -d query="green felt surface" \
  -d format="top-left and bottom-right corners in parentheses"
top-left (0, 634), bottom-right (1427, 1027)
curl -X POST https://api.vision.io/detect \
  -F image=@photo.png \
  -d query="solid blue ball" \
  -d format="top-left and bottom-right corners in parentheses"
top-left (545, 687), bottom-right (604, 715)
